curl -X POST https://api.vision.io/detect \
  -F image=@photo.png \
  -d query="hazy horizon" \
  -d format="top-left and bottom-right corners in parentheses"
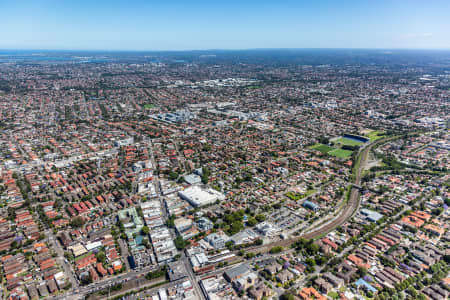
top-left (1, 48), bottom-right (450, 53)
top-left (1, 0), bottom-right (450, 51)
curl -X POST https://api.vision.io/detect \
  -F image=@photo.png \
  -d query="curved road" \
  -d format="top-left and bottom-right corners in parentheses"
top-left (245, 136), bottom-right (392, 252)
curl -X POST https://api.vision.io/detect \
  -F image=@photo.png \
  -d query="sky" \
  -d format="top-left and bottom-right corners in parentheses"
top-left (1, 0), bottom-right (449, 51)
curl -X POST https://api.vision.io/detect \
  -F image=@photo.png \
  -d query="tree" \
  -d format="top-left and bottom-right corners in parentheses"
top-left (96, 251), bottom-right (107, 265)
top-left (272, 203), bottom-right (282, 209)
top-left (305, 257), bottom-right (316, 267)
top-left (255, 214), bottom-right (266, 223)
top-left (417, 294), bottom-right (427, 300)
top-left (145, 266), bottom-right (167, 280)
top-left (169, 171), bottom-right (179, 180)
top-left (315, 255), bottom-right (327, 266)
top-left (80, 274), bottom-right (92, 285)
top-left (166, 216), bottom-right (175, 228)
top-left (247, 217), bottom-right (257, 227)
top-left (141, 226), bottom-right (149, 235)
top-left (305, 242), bottom-right (319, 255)
top-left (174, 236), bottom-right (188, 250)
top-left (270, 246), bottom-right (283, 254)
top-left (225, 241), bottom-right (234, 250)
top-left (431, 207), bottom-right (443, 216)
top-left (228, 221), bottom-right (244, 235)
top-left (201, 167), bottom-right (211, 184)
top-left (111, 283), bottom-right (123, 291)
top-left (254, 239), bottom-right (263, 245)
top-left (70, 216), bottom-right (85, 228)
top-left (357, 266), bottom-right (368, 277)
top-left (407, 286), bottom-right (418, 298)
top-left (10, 241), bottom-right (19, 249)
top-left (280, 292), bottom-right (295, 300)
top-left (318, 136), bottom-right (329, 145)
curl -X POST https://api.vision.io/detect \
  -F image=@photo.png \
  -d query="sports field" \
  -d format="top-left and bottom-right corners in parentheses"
top-left (309, 143), bottom-right (335, 153)
top-left (334, 137), bottom-right (364, 146)
top-left (328, 148), bottom-right (353, 158)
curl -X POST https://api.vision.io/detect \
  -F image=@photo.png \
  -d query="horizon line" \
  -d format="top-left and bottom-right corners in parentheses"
top-left (1, 47), bottom-right (450, 53)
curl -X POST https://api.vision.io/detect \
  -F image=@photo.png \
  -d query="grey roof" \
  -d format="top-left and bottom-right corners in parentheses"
top-left (224, 264), bottom-right (249, 280)
top-left (361, 209), bottom-right (383, 222)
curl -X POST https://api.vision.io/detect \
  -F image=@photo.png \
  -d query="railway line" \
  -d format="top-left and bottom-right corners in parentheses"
top-left (245, 136), bottom-right (392, 253)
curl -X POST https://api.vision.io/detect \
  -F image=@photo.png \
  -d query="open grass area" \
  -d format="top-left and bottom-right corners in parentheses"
top-left (328, 148), bottom-right (353, 158)
top-left (285, 192), bottom-right (303, 201)
top-left (309, 143), bottom-right (335, 153)
top-left (334, 137), bottom-right (364, 146)
top-left (310, 141), bottom-right (356, 159)
top-left (365, 130), bottom-right (385, 142)
top-left (328, 291), bottom-right (340, 299)
top-left (75, 252), bottom-right (92, 262)
top-left (285, 189), bottom-right (316, 201)
top-left (143, 103), bottom-right (156, 109)
top-left (304, 189), bottom-right (317, 197)
top-left (350, 150), bottom-right (363, 181)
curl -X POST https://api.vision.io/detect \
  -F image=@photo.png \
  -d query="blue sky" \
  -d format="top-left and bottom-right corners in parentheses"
top-left (1, 0), bottom-right (449, 50)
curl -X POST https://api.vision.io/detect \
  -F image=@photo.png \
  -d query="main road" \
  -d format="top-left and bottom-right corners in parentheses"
top-left (51, 136), bottom-right (394, 299)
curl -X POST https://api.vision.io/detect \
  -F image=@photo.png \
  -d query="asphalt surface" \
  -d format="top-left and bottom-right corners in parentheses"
top-left (50, 136), bottom-right (393, 299)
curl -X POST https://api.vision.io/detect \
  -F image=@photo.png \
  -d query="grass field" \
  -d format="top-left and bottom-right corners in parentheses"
top-left (328, 291), bottom-right (340, 299)
top-left (365, 130), bottom-right (385, 142)
top-left (328, 148), bottom-right (353, 158)
top-left (334, 137), bottom-right (364, 146)
top-left (310, 142), bottom-right (353, 159)
top-left (144, 104), bottom-right (156, 109)
top-left (285, 189), bottom-right (316, 201)
top-left (309, 143), bottom-right (335, 153)
top-left (75, 252), bottom-right (92, 262)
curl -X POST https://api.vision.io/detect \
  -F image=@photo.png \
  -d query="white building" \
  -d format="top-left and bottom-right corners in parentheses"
top-left (204, 232), bottom-right (230, 249)
top-left (255, 222), bottom-right (281, 237)
top-left (114, 137), bottom-right (134, 147)
top-left (178, 186), bottom-right (225, 207)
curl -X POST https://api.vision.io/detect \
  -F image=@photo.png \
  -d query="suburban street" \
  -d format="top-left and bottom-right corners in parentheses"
top-left (46, 230), bottom-right (79, 288)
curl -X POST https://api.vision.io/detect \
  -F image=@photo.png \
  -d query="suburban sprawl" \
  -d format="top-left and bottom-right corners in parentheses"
top-left (0, 50), bottom-right (448, 300)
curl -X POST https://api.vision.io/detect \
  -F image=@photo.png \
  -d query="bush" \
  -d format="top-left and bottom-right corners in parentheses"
top-left (174, 236), bottom-right (188, 250)
top-left (270, 246), bottom-right (283, 254)
top-left (70, 216), bottom-right (85, 228)
top-left (141, 226), bottom-right (149, 235)
top-left (145, 266), bottom-right (167, 280)
top-left (254, 239), bottom-right (263, 245)
top-left (169, 171), bottom-right (179, 180)
top-left (255, 214), bottom-right (266, 223)
top-left (247, 217), bottom-right (257, 226)
top-left (280, 292), bottom-right (295, 300)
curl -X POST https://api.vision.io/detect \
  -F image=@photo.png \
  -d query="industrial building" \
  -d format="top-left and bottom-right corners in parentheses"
top-left (178, 186), bottom-right (225, 207)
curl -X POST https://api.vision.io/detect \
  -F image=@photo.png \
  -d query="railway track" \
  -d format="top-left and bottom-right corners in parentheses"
top-left (245, 136), bottom-right (391, 253)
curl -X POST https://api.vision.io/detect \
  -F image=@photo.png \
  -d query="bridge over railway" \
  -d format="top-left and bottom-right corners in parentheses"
top-left (242, 135), bottom-right (396, 253)
top-left (352, 183), bottom-right (362, 190)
